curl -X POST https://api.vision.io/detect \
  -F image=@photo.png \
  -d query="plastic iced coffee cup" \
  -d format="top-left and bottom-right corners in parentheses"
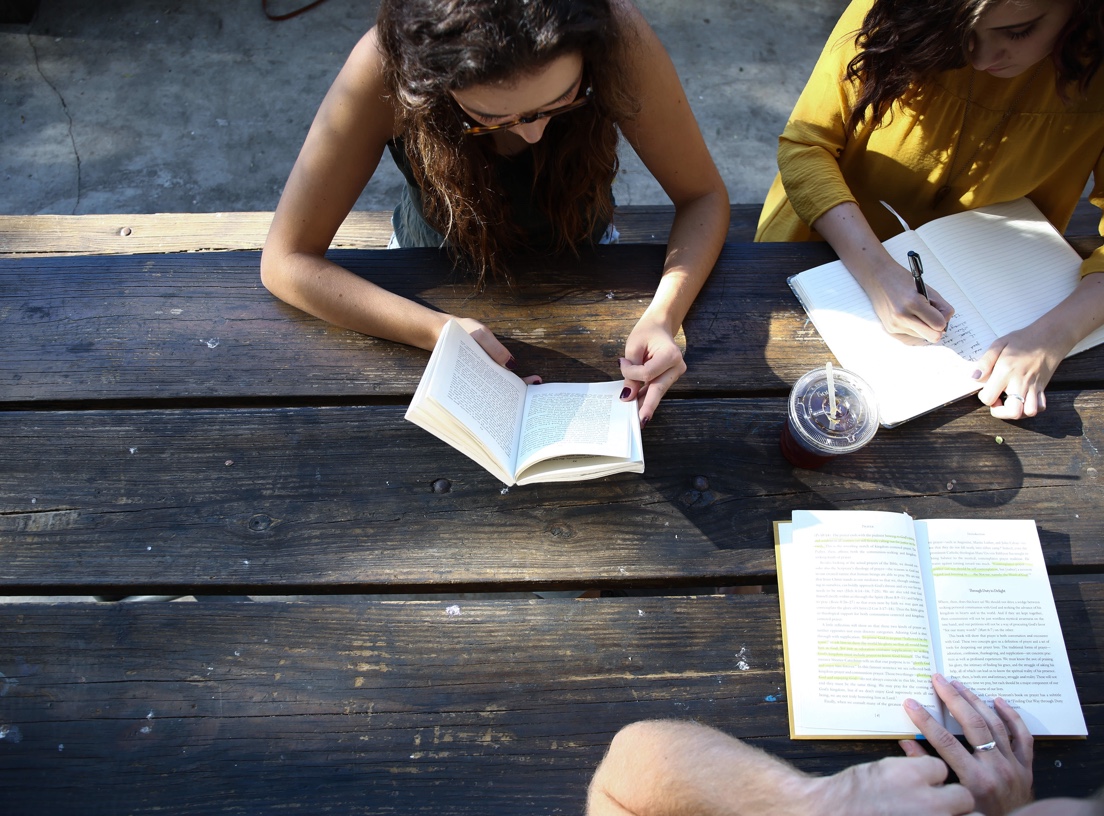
top-left (780, 366), bottom-right (879, 469)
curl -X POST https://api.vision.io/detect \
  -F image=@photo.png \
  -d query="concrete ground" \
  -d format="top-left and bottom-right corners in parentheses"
top-left (0, 0), bottom-right (847, 216)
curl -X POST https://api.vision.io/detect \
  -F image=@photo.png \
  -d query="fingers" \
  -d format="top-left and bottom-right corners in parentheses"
top-left (939, 676), bottom-right (1009, 753)
top-left (928, 289), bottom-right (956, 323)
top-left (455, 318), bottom-right (516, 371)
top-left (897, 287), bottom-right (951, 342)
top-left (899, 739), bottom-right (929, 759)
top-left (899, 306), bottom-right (946, 343)
top-left (974, 333), bottom-right (1056, 420)
top-left (915, 297), bottom-right (951, 333)
top-left (619, 352), bottom-right (686, 426)
top-left (995, 696), bottom-right (1034, 770)
top-left (904, 695), bottom-right (972, 768)
top-left (928, 676), bottom-right (1035, 815)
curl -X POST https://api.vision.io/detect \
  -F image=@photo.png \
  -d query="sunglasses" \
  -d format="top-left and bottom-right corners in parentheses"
top-left (459, 85), bottom-right (593, 136)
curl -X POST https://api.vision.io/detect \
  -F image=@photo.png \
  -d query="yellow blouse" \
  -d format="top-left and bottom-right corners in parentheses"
top-left (755, 0), bottom-right (1104, 277)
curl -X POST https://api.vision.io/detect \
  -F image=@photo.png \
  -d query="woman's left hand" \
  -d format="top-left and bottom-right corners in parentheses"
top-left (974, 322), bottom-right (1067, 420)
top-left (901, 673), bottom-right (1034, 816)
top-left (619, 316), bottom-right (686, 426)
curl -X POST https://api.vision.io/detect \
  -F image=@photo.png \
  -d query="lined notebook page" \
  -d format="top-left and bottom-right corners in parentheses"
top-left (789, 233), bottom-right (987, 427)
top-left (918, 199), bottom-right (1101, 350)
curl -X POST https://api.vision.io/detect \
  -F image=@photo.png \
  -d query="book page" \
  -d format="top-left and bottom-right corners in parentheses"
top-left (515, 381), bottom-right (634, 474)
top-left (779, 511), bottom-right (940, 737)
top-left (789, 232), bottom-right (990, 427)
top-left (917, 519), bottom-right (1087, 736)
top-left (405, 319), bottom-right (526, 485)
top-left (918, 199), bottom-right (1102, 352)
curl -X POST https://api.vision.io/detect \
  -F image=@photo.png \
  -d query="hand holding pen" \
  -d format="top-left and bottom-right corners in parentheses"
top-left (868, 249), bottom-right (953, 344)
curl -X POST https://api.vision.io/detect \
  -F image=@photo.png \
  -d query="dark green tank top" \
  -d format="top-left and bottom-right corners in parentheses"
top-left (385, 136), bottom-right (610, 251)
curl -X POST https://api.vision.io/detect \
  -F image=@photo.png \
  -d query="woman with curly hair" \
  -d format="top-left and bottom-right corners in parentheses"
top-left (261, 0), bottom-right (729, 425)
top-left (757, 0), bottom-right (1104, 421)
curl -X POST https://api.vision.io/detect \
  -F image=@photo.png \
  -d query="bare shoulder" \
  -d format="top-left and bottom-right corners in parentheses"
top-left (327, 25), bottom-right (398, 140)
top-left (341, 27), bottom-right (391, 97)
top-left (608, 0), bottom-right (672, 74)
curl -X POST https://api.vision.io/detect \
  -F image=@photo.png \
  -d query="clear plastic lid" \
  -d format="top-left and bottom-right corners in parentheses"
top-left (787, 367), bottom-right (879, 454)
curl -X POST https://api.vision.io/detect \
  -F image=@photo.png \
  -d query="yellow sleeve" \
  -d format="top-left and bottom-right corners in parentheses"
top-left (1081, 148), bottom-right (1104, 277)
top-left (776, 0), bottom-right (872, 228)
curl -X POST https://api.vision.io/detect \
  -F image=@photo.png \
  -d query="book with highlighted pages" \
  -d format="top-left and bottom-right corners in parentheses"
top-left (775, 510), bottom-right (1087, 739)
top-left (404, 319), bottom-right (643, 486)
top-left (788, 198), bottom-right (1104, 427)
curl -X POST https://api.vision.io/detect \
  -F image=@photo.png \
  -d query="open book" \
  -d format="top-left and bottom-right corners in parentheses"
top-left (775, 510), bottom-right (1087, 739)
top-left (404, 319), bottom-right (643, 486)
top-left (788, 198), bottom-right (1104, 427)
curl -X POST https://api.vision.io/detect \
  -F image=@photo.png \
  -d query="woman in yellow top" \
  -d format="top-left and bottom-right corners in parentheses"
top-left (757, 0), bottom-right (1104, 420)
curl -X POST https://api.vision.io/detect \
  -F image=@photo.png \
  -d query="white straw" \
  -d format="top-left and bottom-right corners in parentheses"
top-left (826, 361), bottom-right (837, 418)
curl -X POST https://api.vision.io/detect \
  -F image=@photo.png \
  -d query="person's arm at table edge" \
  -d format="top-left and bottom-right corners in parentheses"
top-left (586, 719), bottom-right (975, 816)
top-left (614, 0), bottom-right (730, 421)
top-left (586, 720), bottom-right (823, 816)
top-left (259, 29), bottom-right (465, 356)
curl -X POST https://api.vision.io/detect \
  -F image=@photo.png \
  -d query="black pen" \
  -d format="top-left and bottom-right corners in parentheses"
top-left (907, 250), bottom-right (929, 301)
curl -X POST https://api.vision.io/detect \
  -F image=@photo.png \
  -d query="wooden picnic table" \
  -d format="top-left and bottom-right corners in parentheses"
top-left (0, 208), bottom-right (1101, 812)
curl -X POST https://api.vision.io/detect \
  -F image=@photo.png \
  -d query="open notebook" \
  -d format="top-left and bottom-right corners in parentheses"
top-left (788, 198), bottom-right (1104, 426)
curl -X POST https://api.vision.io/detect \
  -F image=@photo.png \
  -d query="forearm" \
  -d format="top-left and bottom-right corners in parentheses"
top-left (1031, 271), bottom-right (1104, 355)
top-left (642, 189), bottom-right (729, 333)
top-left (260, 249), bottom-right (449, 351)
top-left (587, 720), bottom-right (822, 816)
top-left (811, 201), bottom-right (897, 290)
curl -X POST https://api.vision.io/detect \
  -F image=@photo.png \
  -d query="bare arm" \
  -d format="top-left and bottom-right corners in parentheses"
top-left (260, 29), bottom-right (516, 366)
top-left (587, 719), bottom-right (975, 816)
top-left (614, 0), bottom-right (730, 423)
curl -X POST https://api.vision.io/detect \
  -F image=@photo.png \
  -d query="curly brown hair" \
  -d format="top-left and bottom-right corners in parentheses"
top-left (376, 0), bottom-right (638, 284)
top-left (844, 0), bottom-right (1104, 134)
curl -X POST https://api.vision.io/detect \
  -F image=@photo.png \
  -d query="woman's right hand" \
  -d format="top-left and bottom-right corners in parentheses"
top-left (452, 317), bottom-right (541, 384)
top-left (863, 259), bottom-right (956, 344)
top-left (811, 202), bottom-right (955, 344)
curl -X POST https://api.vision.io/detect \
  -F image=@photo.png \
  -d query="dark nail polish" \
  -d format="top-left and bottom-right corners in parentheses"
top-left (971, 369), bottom-right (982, 379)
top-left (505, 357), bottom-right (517, 370)
top-left (620, 387), bottom-right (631, 400)
top-left (641, 416), bottom-right (650, 428)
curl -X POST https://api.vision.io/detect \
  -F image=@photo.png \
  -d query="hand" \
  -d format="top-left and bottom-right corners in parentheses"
top-left (864, 260), bottom-right (956, 344)
top-left (974, 323), bottom-right (1067, 420)
top-left (453, 317), bottom-right (541, 383)
top-left (619, 315), bottom-right (687, 425)
top-left (901, 673), bottom-right (1034, 816)
top-left (806, 754), bottom-right (976, 816)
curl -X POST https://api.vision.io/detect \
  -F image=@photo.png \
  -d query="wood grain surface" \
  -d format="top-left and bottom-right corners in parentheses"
top-left (5, 244), bottom-right (1104, 405)
top-left (2, 393), bottom-right (1102, 594)
top-left (0, 590), bottom-right (1100, 813)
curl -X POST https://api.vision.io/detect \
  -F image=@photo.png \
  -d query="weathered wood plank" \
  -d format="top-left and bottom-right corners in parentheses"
top-left (0, 591), bottom-right (1099, 813)
top-left (0, 211), bottom-right (394, 256)
top-left (0, 205), bottom-right (763, 257)
top-left (1, 201), bottom-right (1097, 256)
top-left (4, 244), bottom-right (1104, 404)
top-left (2, 393), bottom-right (1102, 594)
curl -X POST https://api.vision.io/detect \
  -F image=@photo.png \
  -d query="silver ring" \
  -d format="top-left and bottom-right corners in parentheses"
top-left (974, 740), bottom-right (998, 752)
top-left (1004, 394), bottom-right (1024, 403)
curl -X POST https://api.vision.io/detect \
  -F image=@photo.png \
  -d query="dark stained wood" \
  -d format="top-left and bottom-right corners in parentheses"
top-left (2, 392), bottom-right (1102, 595)
top-left (5, 244), bottom-right (1104, 405)
top-left (4, 219), bottom-right (1104, 807)
top-left (0, 591), bottom-right (1100, 813)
